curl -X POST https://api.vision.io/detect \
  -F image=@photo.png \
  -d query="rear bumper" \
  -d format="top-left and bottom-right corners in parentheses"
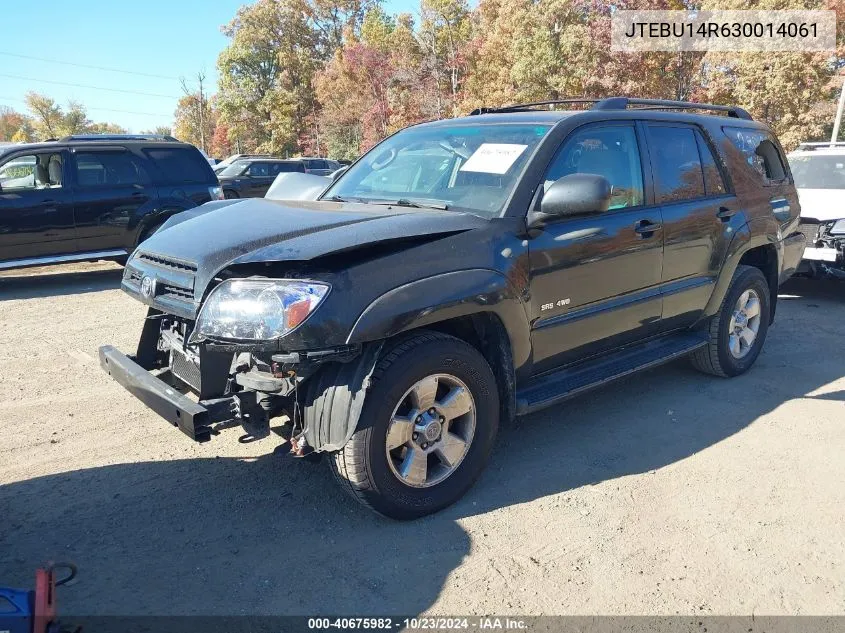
top-left (780, 231), bottom-right (807, 284)
top-left (99, 345), bottom-right (227, 441)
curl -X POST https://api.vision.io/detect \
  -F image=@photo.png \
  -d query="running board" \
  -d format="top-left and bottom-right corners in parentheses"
top-left (0, 249), bottom-right (128, 270)
top-left (515, 333), bottom-right (708, 415)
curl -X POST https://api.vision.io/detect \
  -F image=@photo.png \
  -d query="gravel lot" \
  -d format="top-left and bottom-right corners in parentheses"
top-left (0, 261), bottom-right (843, 616)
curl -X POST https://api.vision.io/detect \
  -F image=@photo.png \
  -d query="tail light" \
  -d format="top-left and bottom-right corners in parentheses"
top-left (209, 185), bottom-right (224, 200)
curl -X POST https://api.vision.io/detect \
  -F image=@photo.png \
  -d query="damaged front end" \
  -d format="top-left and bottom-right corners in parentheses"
top-left (100, 308), bottom-right (376, 452)
top-left (798, 218), bottom-right (845, 279)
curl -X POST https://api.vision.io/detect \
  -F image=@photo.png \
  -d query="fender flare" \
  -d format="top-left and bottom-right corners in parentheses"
top-left (302, 270), bottom-right (531, 452)
top-left (345, 268), bottom-right (531, 371)
top-left (700, 217), bottom-right (782, 321)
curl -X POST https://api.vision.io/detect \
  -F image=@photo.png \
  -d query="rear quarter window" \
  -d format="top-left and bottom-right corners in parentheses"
top-left (723, 126), bottom-right (788, 185)
top-left (143, 147), bottom-right (215, 184)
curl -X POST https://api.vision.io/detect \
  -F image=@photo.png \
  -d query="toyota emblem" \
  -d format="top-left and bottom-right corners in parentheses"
top-left (140, 276), bottom-right (155, 300)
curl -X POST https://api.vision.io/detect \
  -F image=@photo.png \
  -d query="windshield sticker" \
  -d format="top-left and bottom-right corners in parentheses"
top-left (459, 143), bottom-right (528, 174)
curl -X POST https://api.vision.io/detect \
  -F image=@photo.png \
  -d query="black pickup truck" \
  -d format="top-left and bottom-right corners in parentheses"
top-left (99, 98), bottom-right (806, 519)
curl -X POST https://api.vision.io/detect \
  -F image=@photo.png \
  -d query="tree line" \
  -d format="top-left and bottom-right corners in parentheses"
top-left (207, 0), bottom-right (845, 158)
top-left (3, 0), bottom-right (843, 157)
top-left (0, 93), bottom-right (172, 142)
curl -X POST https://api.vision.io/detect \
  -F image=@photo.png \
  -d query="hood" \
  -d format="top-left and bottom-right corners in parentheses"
top-left (797, 188), bottom-right (845, 222)
top-left (134, 197), bottom-right (487, 301)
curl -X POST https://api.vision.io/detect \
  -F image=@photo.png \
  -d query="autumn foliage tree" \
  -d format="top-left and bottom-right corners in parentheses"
top-left (0, 93), bottom-right (126, 142)
top-left (211, 0), bottom-right (843, 158)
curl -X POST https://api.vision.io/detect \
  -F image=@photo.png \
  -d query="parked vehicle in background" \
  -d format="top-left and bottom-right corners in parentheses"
top-left (265, 171), bottom-right (331, 201)
top-left (788, 142), bottom-right (845, 279)
top-left (100, 97), bottom-right (804, 519)
top-left (297, 157), bottom-right (341, 176)
top-left (213, 153), bottom-right (274, 174)
top-left (197, 148), bottom-right (218, 166)
top-left (217, 158), bottom-right (306, 198)
top-left (0, 134), bottom-right (221, 270)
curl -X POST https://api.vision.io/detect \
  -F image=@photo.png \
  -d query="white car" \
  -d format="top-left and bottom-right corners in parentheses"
top-left (788, 142), bottom-right (845, 279)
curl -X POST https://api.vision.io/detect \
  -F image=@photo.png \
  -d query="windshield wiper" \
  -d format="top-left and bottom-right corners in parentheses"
top-left (369, 198), bottom-right (449, 210)
top-left (327, 194), bottom-right (370, 203)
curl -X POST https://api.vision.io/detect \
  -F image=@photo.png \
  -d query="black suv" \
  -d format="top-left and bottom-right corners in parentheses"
top-left (0, 134), bottom-right (220, 270)
top-left (298, 157), bottom-right (342, 176)
top-left (99, 98), bottom-right (806, 519)
top-left (217, 159), bottom-right (306, 199)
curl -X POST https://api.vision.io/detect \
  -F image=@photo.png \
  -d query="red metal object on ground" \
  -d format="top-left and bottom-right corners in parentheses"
top-left (33, 567), bottom-right (58, 633)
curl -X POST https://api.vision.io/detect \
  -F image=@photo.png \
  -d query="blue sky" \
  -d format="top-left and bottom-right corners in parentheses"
top-left (0, 0), bottom-right (420, 132)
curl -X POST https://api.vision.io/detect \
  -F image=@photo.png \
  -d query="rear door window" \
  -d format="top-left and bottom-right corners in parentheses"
top-left (646, 125), bottom-right (706, 203)
top-left (143, 147), bottom-right (214, 184)
top-left (723, 126), bottom-right (788, 184)
top-left (246, 162), bottom-right (271, 177)
top-left (271, 162), bottom-right (305, 174)
top-left (74, 151), bottom-right (151, 187)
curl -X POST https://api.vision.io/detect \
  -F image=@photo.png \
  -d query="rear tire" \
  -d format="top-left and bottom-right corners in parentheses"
top-left (329, 331), bottom-right (499, 520)
top-left (691, 265), bottom-right (771, 377)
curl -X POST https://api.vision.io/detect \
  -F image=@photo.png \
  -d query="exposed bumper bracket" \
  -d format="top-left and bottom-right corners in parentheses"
top-left (99, 345), bottom-right (235, 442)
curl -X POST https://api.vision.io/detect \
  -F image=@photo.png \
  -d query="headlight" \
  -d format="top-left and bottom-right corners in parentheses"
top-left (194, 279), bottom-right (330, 341)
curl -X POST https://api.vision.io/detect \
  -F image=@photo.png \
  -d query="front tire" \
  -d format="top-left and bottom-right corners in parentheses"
top-left (691, 265), bottom-right (771, 377)
top-left (329, 331), bottom-right (499, 520)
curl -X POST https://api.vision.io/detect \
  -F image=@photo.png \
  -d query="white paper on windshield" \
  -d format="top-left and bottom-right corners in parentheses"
top-left (459, 143), bottom-right (528, 175)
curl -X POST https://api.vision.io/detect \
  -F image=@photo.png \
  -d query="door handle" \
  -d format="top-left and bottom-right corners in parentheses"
top-left (634, 220), bottom-right (662, 236)
top-left (717, 206), bottom-right (737, 221)
top-left (131, 192), bottom-right (146, 198)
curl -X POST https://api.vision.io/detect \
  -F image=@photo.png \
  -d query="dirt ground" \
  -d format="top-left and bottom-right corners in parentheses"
top-left (0, 260), bottom-right (843, 616)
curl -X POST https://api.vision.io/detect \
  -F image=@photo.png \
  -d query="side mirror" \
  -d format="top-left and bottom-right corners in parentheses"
top-left (331, 166), bottom-right (348, 182)
top-left (538, 173), bottom-right (612, 219)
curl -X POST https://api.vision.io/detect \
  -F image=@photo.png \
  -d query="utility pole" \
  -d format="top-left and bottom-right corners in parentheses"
top-left (197, 71), bottom-right (206, 154)
top-left (831, 74), bottom-right (845, 146)
top-left (180, 71), bottom-right (207, 153)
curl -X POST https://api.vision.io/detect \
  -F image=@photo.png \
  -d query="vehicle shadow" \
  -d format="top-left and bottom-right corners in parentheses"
top-left (0, 267), bottom-right (123, 301)
top-left (459, 277), bottom-right (845, 519)
top-left (0, 277), bottom-right (842, 617)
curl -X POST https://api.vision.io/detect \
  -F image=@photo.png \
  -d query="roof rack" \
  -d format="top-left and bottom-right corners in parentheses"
top-left (470, 99), bottom-right (601, 115)
top-left (469, 96), bottom-right (753, 120)
top-left (795, 141), bottom-right (845, 151)
top-left (58, 134), bottom-right (179, 142)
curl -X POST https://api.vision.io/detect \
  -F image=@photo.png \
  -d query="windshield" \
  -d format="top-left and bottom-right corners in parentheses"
top-left (217, 161), bottom-right (249, 178)
top-left (322, 123), bottom-right (552, 217)
top-left (788, 154), bottom-right (845, 189)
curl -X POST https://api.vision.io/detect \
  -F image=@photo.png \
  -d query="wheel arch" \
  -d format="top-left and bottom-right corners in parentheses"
top-left (701, 220), bottom-right (780, 324)
top-left (134, 206), bottom-right (189, 247)
top-left (303, 270), bottom-right (529, 452)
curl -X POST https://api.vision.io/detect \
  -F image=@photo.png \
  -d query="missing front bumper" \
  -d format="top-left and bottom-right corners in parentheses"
top-left (99, 345), bottom-right (235, 442)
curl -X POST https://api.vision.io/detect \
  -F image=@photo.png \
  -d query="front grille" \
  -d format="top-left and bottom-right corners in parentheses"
top-left (138, 252), bottom-right (198, 274)
top-left (171, 347), bottom-right (201, 391)
top-left (159, 284), bottom-right (193, 302)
